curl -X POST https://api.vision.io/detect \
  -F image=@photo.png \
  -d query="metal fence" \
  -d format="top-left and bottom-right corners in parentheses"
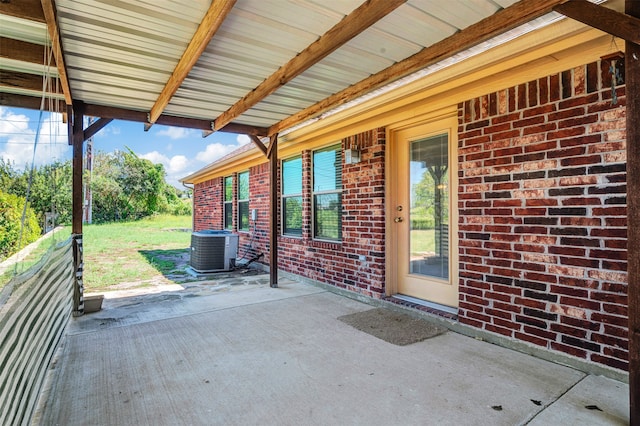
top-left (0, 237), bottom-right (76, 425)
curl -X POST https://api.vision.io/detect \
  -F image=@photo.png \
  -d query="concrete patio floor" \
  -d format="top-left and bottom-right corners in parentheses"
top-left (35, 276), bottom-right (629, 425)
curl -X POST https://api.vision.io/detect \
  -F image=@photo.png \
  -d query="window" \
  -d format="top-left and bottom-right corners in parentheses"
top-left (224, 176), bottom-right (233, 230)
top-left (313, 144), bottom-right (342, 240)
top-left (237, 171), bottom-right (250, 231)
top-left (410, 134), bottom-right (449, 279)
top-left (282, 156), bottom-right (302, 236)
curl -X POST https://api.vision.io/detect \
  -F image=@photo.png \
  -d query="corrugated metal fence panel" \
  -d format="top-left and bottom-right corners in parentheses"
top-left (0, 238), bottom-right (74, 426)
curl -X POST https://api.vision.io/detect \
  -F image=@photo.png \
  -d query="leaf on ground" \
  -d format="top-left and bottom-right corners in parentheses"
top-left (585, 405), bottom-right (603, 411)
top-left (531, 399), bottom-right (542, 406)
top-left (491, 405), bottom-right (503, 411)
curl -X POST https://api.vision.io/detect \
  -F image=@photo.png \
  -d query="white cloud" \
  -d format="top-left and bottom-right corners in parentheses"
top-left (140, 151), bottom-right (189, 174)
top-left (139, 150), bottom-right (190, 188)
top-left (193, 134), bottom-right (257, 167)
top-left (0, 107), bottom-right (69, 169)
top-left (169, 155), bottom-right (188, 173)
top-left (139, 150), bottom-right (166, 165)
top-left (155, 126), bottom-right (197, 140)
top-left (194, 142), bottom-right (239, 163)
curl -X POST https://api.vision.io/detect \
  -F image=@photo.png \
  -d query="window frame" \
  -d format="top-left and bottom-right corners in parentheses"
top-left (237, 171), bottom-right (250, 232)
top-left (312, 143), bottom-right (342, 242)
top-left (281, 155), bottom-right (303, 237)
top-left (223, 176), bottom-right (233, 230)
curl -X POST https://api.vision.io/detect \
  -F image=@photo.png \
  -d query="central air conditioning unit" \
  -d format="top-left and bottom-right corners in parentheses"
top-left (190, 230), bottom-right (239, 272)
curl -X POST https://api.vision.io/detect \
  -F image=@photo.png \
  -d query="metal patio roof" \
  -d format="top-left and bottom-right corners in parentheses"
top-left (0, 0), bottom-right (599, 138)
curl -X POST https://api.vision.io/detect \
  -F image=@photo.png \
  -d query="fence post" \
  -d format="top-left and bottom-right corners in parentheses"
top-left (72, 234), bottom-right (84, 316)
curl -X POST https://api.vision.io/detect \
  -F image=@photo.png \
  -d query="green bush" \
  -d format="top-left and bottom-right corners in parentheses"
top-left (169, 198), bottom-right (192, 216)
top-left (0, 190), bottom-right (41, 260)
top-left (411, 217), bottom-right (435, 230)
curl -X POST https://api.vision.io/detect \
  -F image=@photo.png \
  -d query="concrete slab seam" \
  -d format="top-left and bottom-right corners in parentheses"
top-left (521, 374), bottom-right (588, 425)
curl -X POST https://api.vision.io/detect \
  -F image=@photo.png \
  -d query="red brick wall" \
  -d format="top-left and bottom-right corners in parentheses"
top-left (193, 168), bottom-right (270, 263)
top-left (458, 57), bottom-right (628, 371)
top-left (193, 177), bottom-right (223, 231)
top-left (192, 128), bottom-right (386, 299)
top-left (239, 162), bottom-right (270, 264)
top-left (279, 128), bottom-right (387, 298)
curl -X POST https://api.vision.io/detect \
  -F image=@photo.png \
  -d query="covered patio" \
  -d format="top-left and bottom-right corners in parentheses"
top-left (1, 0), bottom-right (640, 424)
top-left (35, 277), bottom-right (628, 425)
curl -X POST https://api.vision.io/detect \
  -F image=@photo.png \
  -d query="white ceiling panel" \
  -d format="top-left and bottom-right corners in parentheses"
top-left (0, 15), bottom-right (49, 45)
top-left (0, 0), bottom-right (579, 136)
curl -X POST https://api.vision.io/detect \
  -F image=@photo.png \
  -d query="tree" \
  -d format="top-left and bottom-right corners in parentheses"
top-left (119, 148), bottom-right (164, 217)
top-left (3, 161), bottom-right (72, 227)
top-left (1, 148), bottom-right (190, 229)
top-left (0, 190), bottom-right (41, 260)
top-left (0, 158), bottom-right (18, 191)
top-left (91, 149), bottom-right (180, 222)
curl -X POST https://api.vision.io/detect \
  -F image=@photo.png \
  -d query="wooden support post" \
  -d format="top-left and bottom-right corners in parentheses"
top-left (71, 101), bottom-right (84, 235)
top-left (627, 2), bottom-right (640, 423)
top-left (71, 101), bottom-right (85, 315)
top-left (269, 134), bottom-right (278, 288)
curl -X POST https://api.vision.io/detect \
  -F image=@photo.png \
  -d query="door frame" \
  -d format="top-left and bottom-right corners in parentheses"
top-left (386, 109), bottom-right (459, 307)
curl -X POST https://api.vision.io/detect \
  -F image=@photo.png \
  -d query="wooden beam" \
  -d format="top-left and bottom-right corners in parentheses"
top-left (0, 93), bottom-right (267, 136)
top-left (82, 103), bottom-right (268, 135)
top-left (555, 0), bottom-right (640, 45)
top-left (0, 0), bottom-right (45, 22)
top-left (0, 92), bottom-right (64, 111)
top-left (268, 133), bottom-right (278, 288)
top-left (41, 0), bottom-right (72, 105)
top-left (213, 121), bottom-right (267, 136)
top-left (249, 135), bottom-right (268, 157)
top-left (0, 37), bottom-right (47, 65)
top-left (627, 2), bottom-right (640, 424)
top-left (213, 0), bottom-right (406, 131)
top-left (266, 137), bottom-right (276, 159)
top-left (147, 0), bottom-right (236, 126)
top-left (269, 0), bottom-right (567, 136)
top-left (66, 103), bottom-right (72, 145)
top-left (0, 70), bottom-right (61, 94)
top-left (83, 117), bottom-right (113, 141)
top-left (71, 101), bottom-right (84, 235)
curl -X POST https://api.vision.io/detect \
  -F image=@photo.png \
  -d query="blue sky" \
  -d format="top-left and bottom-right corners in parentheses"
top-left (0, 106), bottom-right (252, 187)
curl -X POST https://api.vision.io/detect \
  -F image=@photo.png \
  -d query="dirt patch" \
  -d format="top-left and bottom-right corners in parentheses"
top-left (97, 248), bottom-right (268, 293)
top-left (338, 308), bottom-right (447, 346)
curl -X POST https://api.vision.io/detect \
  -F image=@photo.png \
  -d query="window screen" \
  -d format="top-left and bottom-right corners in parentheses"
top-left (224, 176), bottom-right (233, 230)
top-left (237, 171), bottom-right (249, 231)
top-left (313, 144), bottom-right (342, 240)
top-left (282, 156), bottom-right (302, 236)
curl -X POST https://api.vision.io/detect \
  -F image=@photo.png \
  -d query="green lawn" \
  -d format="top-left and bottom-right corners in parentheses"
top-left (82, 214), bottom-right (192, 291)
top-left (410, 229), bottom-right (436, 256)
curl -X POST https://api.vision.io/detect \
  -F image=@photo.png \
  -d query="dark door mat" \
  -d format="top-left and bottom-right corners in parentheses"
top-left (338, 308), bottom-right (447, 346)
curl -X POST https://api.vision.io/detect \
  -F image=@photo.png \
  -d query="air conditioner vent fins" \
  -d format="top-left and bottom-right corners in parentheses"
top-left (190, 230), bottom-right (238, 272)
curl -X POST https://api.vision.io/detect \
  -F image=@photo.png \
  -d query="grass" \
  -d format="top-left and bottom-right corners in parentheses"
top-left (82, 214), bottom-right (192, 292)
top-left (410, 229), bottom-right (436, 256)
